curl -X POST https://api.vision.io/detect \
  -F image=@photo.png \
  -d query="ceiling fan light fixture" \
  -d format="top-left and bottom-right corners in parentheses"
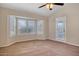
top-left (46, 3), bottom-right (53, 10)
top-left (46, 4), bottom-right (49, 9)
top-left (50, 3), bottom-right (53, 8)
top-left (38, 3), bottom-right (64, 10)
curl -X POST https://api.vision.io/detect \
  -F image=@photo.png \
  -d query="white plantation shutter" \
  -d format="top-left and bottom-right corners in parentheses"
top-left (9, 16), bottom-right (16, 37)
top-left (27, 20), bottom-right (36, 34)
top-left (8, 15), bottom-right (44, 36)
top-left (37, 20), bottom-right (44, 34)
top-left (17, 18), bottom-right (27, 34)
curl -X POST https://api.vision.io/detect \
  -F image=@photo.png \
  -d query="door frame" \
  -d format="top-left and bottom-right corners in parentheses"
top-left (55, 16), bottom-right (66, 42)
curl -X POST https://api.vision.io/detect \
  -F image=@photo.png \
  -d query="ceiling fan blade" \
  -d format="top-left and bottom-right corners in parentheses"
top-left (38, 3), bottom-right (48, 8)
top-left (53, 3), bottom-right (64, 6)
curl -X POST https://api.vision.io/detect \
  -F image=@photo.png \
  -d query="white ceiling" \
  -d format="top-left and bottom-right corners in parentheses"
top-left (0, 3), bottom-right (64, 16)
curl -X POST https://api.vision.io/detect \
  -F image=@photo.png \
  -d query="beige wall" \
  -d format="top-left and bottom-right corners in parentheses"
top-left (49, 4), bottom-right (79, 46)
top-left (0, 7), bottom-right (49, 47)
top-left (1, 3), bottom-right (79, 47)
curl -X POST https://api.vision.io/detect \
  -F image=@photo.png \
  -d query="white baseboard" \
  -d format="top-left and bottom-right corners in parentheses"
top-left (64, 41), bottom-right (79, 47)
top-left (0, 38), bottom-right (79, 47)
top-left (0, 41), bottom-right (16, 47)
top-left (0, 38), bottom-right (47, 47)
top-left (51, 39), bottom-right (79, 47)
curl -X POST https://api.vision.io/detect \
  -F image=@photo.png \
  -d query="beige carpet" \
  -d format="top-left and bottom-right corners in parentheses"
top-left (0, 40), bottom-right (79, 56)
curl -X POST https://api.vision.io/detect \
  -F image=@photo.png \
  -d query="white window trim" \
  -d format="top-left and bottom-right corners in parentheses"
top-left (8, 15), bottom-right (44, 37)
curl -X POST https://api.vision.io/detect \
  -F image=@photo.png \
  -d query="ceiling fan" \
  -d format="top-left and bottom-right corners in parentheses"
top-left (38, 3), bottom-right (64, 10)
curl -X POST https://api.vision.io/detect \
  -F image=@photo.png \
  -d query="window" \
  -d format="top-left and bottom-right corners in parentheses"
top-left (17, 18), bottom-right (27, 34)
top-left (9, 16), bottom-right (44, 36)
top-left (37, 20), bottom-right (44, 34)
top-left (27, 20), bottom-right (36, 34)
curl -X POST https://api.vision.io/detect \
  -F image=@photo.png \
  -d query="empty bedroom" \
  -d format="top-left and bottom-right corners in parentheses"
top-left (0, 3), bottom-right (79, 56)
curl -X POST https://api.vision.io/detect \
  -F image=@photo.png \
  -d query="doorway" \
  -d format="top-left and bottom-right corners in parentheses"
top-left (56, 16), bottom-right (66, 41)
